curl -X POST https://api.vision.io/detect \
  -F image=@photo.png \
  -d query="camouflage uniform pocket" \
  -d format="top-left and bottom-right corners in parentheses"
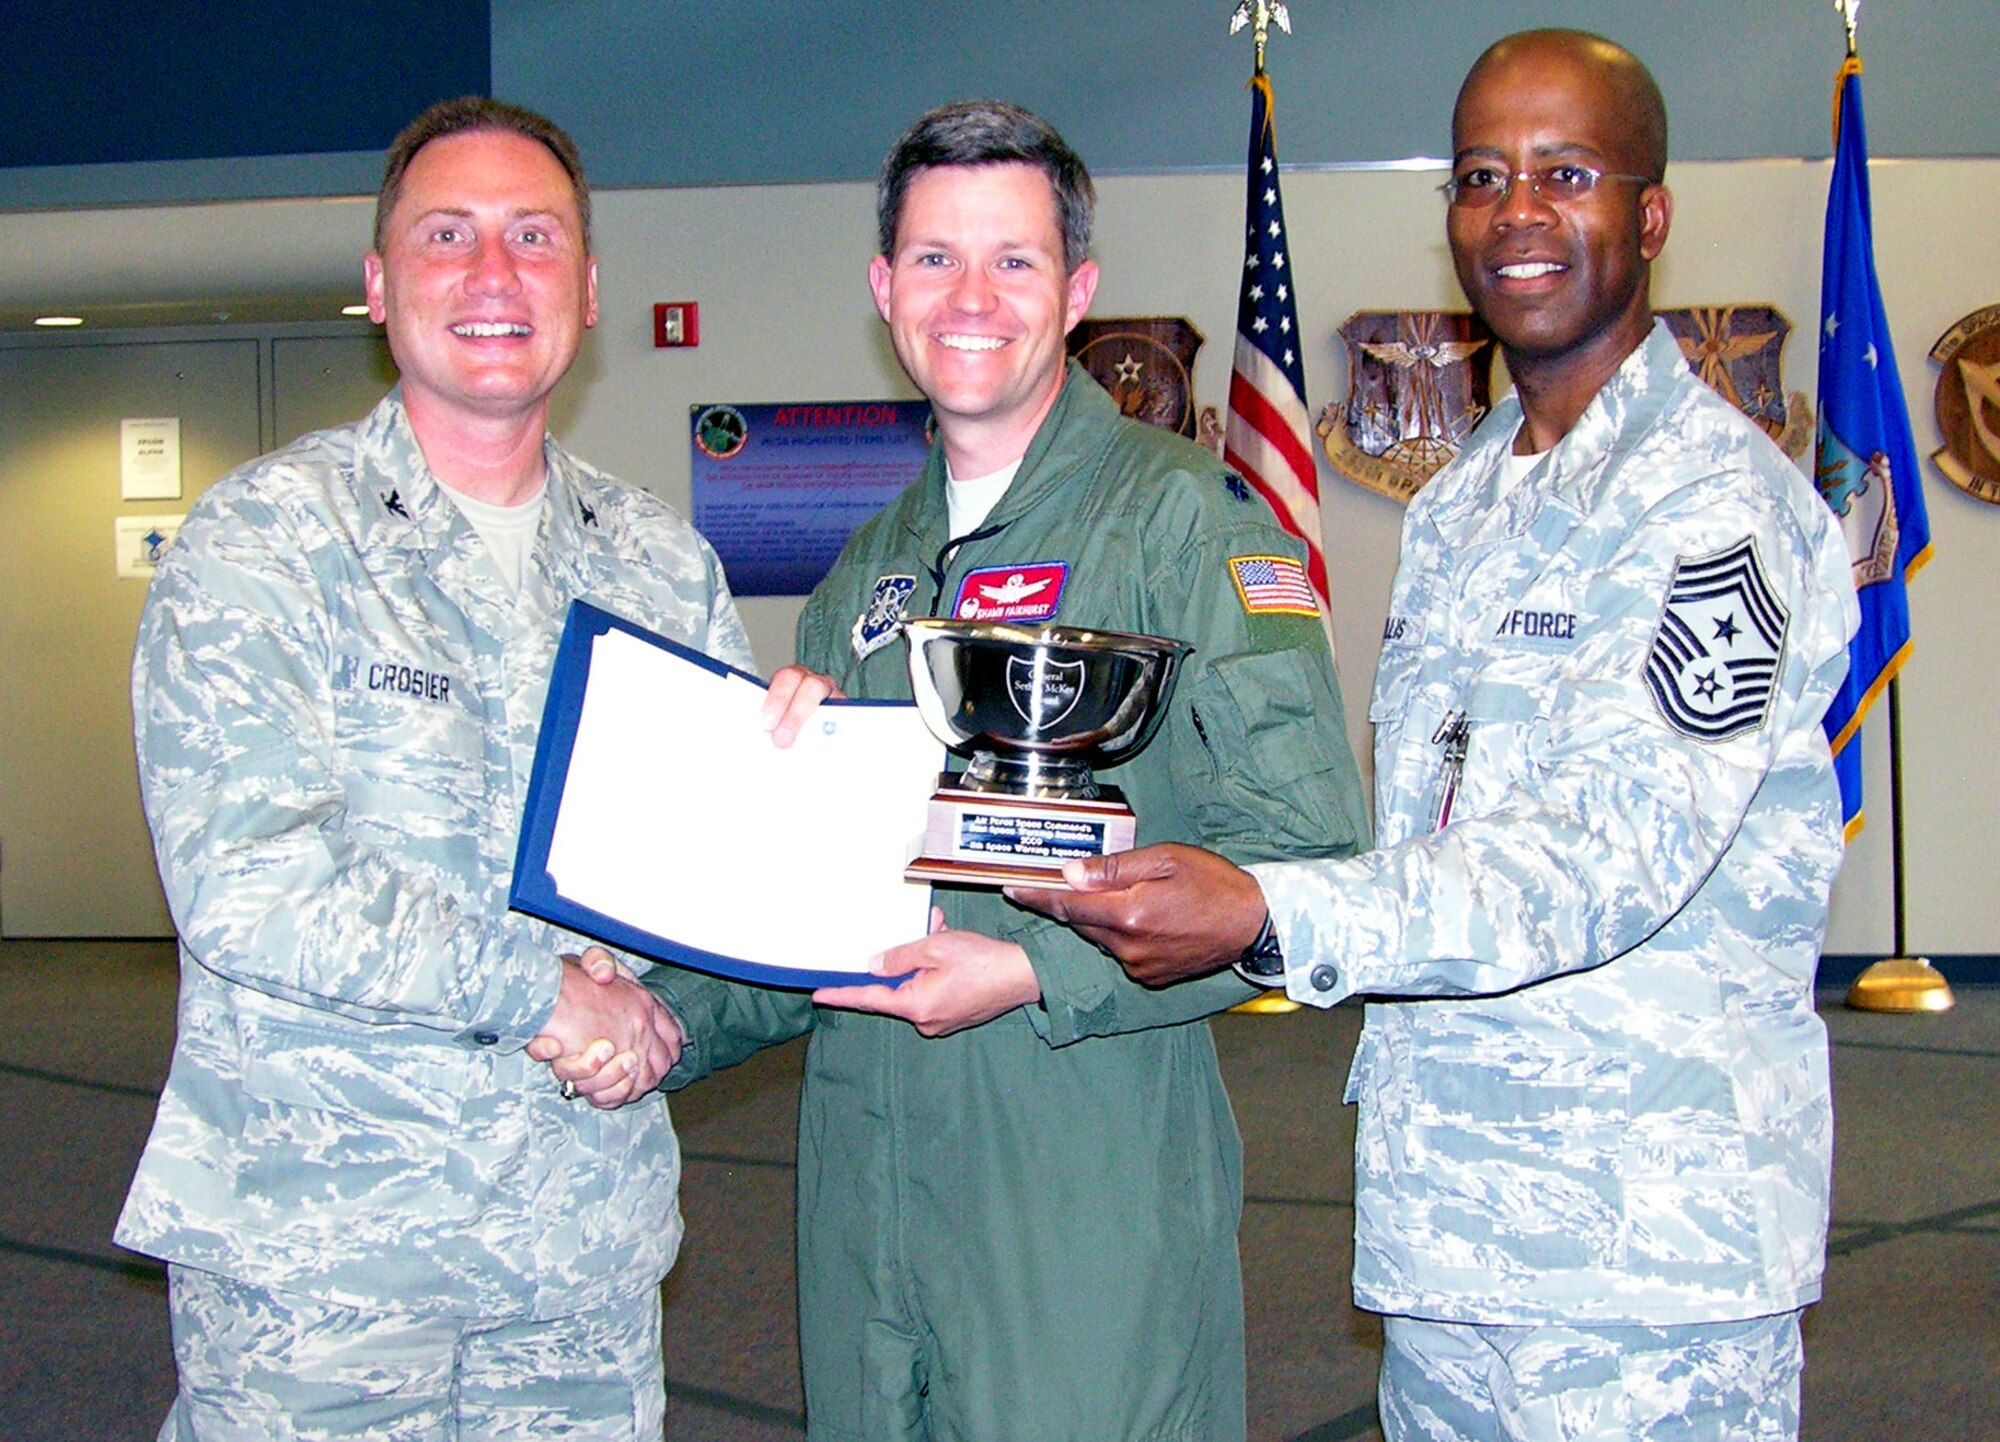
top-left (1401, 1046), bottom-right (1630, 1272)
top-left (330, 654), bottom-right (484, 842)
top-left (234, 1016), bottom-right (474, 1218)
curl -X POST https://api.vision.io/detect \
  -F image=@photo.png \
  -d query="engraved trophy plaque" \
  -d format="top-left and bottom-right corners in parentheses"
top-left (902, 618), bottom-right (1192, 887)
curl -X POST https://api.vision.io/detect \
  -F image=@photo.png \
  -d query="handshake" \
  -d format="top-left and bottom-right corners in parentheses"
top-left (524, 663), bottom-right (830, 1109)
top-left (528, 947), bottom-right (681, 1109)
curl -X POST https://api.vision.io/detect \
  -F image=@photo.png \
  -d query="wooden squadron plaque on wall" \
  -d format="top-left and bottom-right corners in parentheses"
top-left (1930, 304), bottom-right (2000, 504)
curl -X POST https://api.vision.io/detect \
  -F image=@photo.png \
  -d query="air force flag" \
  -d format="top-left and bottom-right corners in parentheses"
top-left (1815, 55), bottom-right (1932, 835)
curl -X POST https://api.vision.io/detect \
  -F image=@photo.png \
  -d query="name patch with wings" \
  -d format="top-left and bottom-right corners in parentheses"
top-left (950, 562), bottom-right (1069, 623)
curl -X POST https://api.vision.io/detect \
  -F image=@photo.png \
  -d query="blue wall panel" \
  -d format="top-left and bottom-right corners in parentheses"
top-left (0, 0), bottom-right (488, 167)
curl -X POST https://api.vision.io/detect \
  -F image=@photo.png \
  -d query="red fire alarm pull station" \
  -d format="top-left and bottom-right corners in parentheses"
top-left (654, 302), bottom-right (699, 348)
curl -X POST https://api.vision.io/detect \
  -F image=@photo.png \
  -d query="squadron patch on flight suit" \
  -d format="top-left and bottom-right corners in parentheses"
top-left (951, 562), bottom-right (1067, 622)
top-left (1643, 537), bottom-right (1787, 742)
top-left (852, 575), bottom-right (917, 660)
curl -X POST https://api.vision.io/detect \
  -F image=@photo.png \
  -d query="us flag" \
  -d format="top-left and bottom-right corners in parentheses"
top-left (1230, 555), bottom-right (1320, 616)
top-left (1224, 71), bottom-right (1327, 625)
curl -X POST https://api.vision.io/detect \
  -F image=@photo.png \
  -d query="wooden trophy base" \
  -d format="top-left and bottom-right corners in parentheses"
top-left (903, 778), bottom-right (1135, 889)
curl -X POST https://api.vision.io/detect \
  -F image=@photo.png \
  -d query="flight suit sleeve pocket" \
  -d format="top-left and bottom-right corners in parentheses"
top-left (1177, 649), bottom-right (1354, 858)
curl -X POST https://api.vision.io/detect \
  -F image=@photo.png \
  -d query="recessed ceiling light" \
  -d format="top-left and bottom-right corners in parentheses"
top-left (34, 315), bottom-right (84, 327)
top-left (341, 304), bottom-right (371, 317)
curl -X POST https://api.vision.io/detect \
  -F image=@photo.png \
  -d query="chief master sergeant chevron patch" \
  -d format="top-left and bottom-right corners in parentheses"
top-left (1643, 536), bottom-right (1788, 742)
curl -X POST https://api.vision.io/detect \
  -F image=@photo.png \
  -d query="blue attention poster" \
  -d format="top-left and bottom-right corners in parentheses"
top-left (691, 400), bottom-right (934, 596)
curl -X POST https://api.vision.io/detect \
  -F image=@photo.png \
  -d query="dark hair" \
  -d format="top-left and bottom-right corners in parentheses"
top-left (876, 100), bottom-right (1095, 272)
top-left (374, 96), bottom-right (591, 253)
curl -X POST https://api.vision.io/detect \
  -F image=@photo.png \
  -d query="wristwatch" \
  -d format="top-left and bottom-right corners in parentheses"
top-left (1232, 912), bottom-right (1285, 987)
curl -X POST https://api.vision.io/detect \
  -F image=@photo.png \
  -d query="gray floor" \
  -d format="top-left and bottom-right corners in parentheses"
top-left (2, 939), bottom-right (1995, 1440)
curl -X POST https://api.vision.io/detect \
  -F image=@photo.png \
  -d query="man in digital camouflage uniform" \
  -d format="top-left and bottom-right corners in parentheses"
top-left (629, 101), bottom-right (1369, 1442)
top-left (1023, 32), bottom-right (1858, 1442)
top-left (120, 97), bottom-right (818, 1440)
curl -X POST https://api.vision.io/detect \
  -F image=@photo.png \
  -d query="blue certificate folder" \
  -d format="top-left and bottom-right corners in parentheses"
top-left (511, 601), bottom-right (936, 990)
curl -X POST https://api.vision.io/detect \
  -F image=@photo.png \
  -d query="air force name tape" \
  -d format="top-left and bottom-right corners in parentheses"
top-left (1643, 537), bottom-right (1787, 743)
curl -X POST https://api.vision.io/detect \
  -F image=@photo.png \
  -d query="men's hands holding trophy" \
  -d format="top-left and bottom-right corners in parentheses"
top-left (901, 618), bottom-right (1192, 888)
top-left (811, 616), bottom-right (1196, 1031)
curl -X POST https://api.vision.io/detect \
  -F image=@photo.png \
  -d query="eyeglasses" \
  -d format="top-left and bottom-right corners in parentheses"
top-left (1439, 163), bottom-right (1655, 209)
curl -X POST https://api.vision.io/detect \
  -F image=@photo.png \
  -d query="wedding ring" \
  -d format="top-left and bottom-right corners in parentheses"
top-left (559, 1078), bottom-right (578, 1101)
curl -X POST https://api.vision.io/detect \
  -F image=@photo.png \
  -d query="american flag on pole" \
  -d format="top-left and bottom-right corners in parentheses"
top-left (1225, 71), bottom-right (1328, 626)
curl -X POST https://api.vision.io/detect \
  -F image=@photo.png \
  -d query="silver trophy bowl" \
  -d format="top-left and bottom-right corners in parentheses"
top-left (902, 618), bottom-right (1193, 799)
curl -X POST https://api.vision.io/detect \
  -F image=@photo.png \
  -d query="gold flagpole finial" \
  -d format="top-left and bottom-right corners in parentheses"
top-left (1229, 0), bottom-right (1293, 75)
top-left (1833, 0), bottom-right (1861, 57)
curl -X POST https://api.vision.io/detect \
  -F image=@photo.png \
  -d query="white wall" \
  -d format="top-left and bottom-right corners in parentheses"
top-left (2, 159), bottom-right (1993, 953)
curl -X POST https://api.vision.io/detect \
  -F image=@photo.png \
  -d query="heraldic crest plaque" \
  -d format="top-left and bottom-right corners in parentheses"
top-left (1929, 303), bottom-right (2000, 505)
top-left (1066, 317), bottom-right (1205, 438)
top-left (1318, 306), bottom-right (1812, 505)
top-left (1657, 305), bottom-right (1813, 459)
top-left (1317, 310), bottom-right (1495, 504)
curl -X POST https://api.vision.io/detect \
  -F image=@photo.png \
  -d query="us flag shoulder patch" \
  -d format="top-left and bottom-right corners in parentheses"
top-left (1229, 554), bottom-right (1320, 617)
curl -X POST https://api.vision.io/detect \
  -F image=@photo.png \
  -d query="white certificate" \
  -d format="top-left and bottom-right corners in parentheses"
top-left (512, 604), bottom-right (941, 988)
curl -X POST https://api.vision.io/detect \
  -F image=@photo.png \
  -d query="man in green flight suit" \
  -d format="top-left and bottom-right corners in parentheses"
top-left (581, 99), bottom-right (1368, 1441)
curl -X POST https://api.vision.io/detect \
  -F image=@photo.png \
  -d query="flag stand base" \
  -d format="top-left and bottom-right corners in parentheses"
top-left (1230, 993), bottom-right (1301, 1015)
top-left (1844, 957), bottom-right (1954, 1013)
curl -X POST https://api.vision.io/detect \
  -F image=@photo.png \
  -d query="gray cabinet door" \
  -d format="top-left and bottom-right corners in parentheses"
top-left (0, 339), bottom-right (263, 935)
top-left (272, 333), bottom-right (396, 450)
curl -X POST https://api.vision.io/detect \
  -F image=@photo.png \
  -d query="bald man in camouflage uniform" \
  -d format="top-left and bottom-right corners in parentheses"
top-left (118, 97), bottom-right (806, 1440)
top-left (1023, 32), bottom-right (1858, 1442)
